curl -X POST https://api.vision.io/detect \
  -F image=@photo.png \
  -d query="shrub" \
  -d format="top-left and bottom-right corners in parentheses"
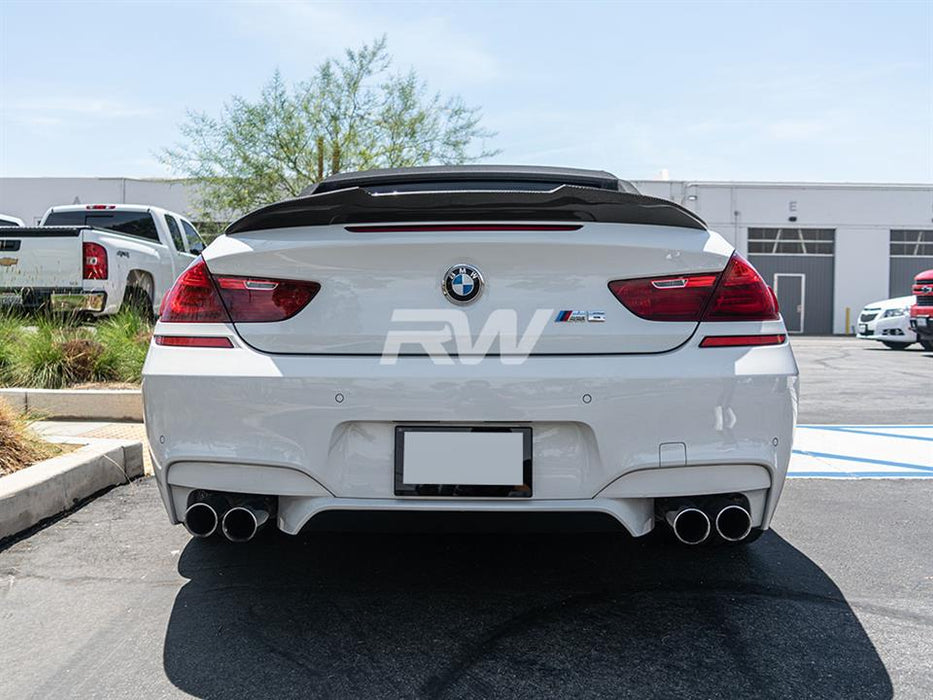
top-left (61, 339), bottom-right (105, 383)
top-left (0, 311), bottom-right (24, 383)
top-left (5, 318), bottom-right (78, 389)
top-left (0, 400), bottom-right (60, 476)
top-left (94, 309), bottom-right (153, 383)
top-left (0, 308), bottom-right (153, 389)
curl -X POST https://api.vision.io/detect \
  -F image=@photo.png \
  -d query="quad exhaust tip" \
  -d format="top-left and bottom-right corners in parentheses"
top-left (715, 504), bottom-right (752, 542)
top-left (666, 506), bottom-right (711, 546)
top-left (221, 504), bottom-right (270, 543)
top-left (184, 502), bottom-right (220, 538)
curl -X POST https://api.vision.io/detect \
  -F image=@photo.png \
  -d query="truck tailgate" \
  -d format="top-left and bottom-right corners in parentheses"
top-left (0, 227), bottom-right (83, 289)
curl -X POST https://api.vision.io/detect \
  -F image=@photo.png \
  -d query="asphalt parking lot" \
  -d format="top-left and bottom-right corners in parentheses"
top-left (2, 478), bottom-right (931, 699)
top-left (791, 336), bottom-right (933, 424)
top-left (1, 336), bottom-right (931, 699)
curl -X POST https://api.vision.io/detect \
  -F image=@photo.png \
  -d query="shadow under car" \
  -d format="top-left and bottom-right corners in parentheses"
top-left (163, 520), bottom-right (892, 699)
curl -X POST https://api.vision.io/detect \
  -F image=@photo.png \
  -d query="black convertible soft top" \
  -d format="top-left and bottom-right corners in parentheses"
top-left (226, 166), bottom-right (707, 234)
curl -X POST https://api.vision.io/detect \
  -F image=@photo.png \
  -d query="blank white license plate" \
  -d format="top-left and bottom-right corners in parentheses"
top-left (394, 427), bottom-right (532, 498)
top-left (403, 430), bottom-right (523, 485)
top-left (858, 323), bottom-right (868, 333)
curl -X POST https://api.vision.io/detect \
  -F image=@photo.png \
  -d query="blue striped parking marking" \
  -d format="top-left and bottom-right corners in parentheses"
top-left (789, 471), bottom-right (933, 478)
top-left (791, 450), bottom-right (933, 473)
top-left (788, 425), bottom-right (933, 479)
top-left (802, 426), bottom-right (933, 442)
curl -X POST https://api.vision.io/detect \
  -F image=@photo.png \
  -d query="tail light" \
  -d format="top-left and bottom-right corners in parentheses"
top-left (345, 224), bottom-right (583, 233)
top-left (159, 258), bottom-right (228, 322)
top-left (609, 252), bottom-right (779, 323)
top-left (702, 253), bottom-right (780, 321)
top-left (83, 242), bottom-right (108, 280)
top-left (213, 275), bottom-right (320, 322)
top-left (159, 257), bottom-right (320, 323)
top-left (608, 273), bottom-right (719, 322)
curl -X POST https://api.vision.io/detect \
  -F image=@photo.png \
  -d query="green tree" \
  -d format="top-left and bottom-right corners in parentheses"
top-left (161, 37), bottom-right (498, 221)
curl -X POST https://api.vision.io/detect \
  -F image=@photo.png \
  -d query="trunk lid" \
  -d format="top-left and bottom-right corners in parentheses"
top-left (204, 223), bottom-right (734, 355)
top-left (0, 227), bottom-right (83, 289)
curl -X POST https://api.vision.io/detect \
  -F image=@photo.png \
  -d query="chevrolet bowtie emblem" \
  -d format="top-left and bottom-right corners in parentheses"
top-left (0, 257), bottom-right (18, 267)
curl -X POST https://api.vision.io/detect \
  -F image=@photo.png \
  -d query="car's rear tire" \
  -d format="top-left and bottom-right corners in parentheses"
top-left (882, 341), bottom-right (911, 350)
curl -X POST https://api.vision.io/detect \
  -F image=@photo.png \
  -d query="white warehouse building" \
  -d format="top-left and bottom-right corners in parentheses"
top-left (1, 176), bottom-right (932, 335)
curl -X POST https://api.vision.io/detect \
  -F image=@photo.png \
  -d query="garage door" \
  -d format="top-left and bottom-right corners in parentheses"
top-left (889, 230), bottom-right (933, 298)
top-left (748, 228), bottom-right (835, 334)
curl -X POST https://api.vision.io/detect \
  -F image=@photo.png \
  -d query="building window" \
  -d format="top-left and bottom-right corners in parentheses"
top-left (747, 228), bottom-right (835, 255)
top-left (890, 230), bottom-right (933, 257)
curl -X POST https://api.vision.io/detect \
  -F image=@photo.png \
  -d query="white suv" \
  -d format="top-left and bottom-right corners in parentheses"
top-left (856, 295), bottom-right (917, 349)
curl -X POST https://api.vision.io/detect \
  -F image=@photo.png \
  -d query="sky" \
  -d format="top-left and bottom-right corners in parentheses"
top-left (0, 0), bottom-right (931, 183)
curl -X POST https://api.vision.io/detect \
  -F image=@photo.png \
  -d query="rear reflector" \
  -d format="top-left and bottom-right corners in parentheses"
top-left (159, 257), bottom-right (320, 323)
top-left (700, 334), bottom-right (786, 347)
top-left (345, 224), bottom-right (582, 233)
top-left (155, 336), bottom-right (234, 348)
top-left (609, 252), bottom-right (779, 323)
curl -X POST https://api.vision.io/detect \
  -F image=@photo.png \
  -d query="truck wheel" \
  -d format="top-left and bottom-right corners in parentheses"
top-left (920, 340), bottom-right (933, 351)
top-left (881, 341), bottom-right (910, 350)
top-left (123, 286), bottom-right (154, 321)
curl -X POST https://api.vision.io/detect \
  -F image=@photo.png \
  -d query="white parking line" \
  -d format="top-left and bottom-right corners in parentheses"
top-left (789, 425), bottom-right (933, 478)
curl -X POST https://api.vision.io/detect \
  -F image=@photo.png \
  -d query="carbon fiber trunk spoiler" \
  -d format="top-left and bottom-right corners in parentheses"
top-left (226, 186), bottom-right (707, 235)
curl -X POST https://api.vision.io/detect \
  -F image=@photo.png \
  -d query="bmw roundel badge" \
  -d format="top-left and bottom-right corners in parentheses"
top-left (443, 263), bottom-right (484, 305)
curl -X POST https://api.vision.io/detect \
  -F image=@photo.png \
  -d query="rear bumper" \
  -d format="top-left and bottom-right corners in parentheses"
top-left (143, 323), bottom-right (798, 537)
top-left (0, 287), bottom-right (106, 312)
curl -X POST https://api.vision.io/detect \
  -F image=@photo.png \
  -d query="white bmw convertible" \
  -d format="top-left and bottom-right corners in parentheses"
top-left (142, 166), bottom-right (798, 546)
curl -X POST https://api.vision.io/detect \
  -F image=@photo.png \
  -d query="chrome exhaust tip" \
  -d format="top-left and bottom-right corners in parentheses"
top-left (221, 504), bottom-right (270, 543)
top-left (715, 504), bottom-right (752, 542)
top-left (665, 506), bottom-right (711, 545)
top-left (184, 501), bottom-right (220, 538)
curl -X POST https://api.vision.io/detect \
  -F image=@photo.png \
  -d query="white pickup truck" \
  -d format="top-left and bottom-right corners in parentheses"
top-left (0, 204), bottom-right (205, 316)
top-left (0, 214), bottom-right (25, 227)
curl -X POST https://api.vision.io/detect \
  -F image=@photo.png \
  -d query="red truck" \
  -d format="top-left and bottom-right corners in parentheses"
top-left (908, 268), bottom-right (933, 349)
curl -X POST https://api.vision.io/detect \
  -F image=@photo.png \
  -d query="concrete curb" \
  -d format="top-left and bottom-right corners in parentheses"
top-left (0, 388), bottom-right (143, 421)
top-left (0, 438), bottom-right (144, 541)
